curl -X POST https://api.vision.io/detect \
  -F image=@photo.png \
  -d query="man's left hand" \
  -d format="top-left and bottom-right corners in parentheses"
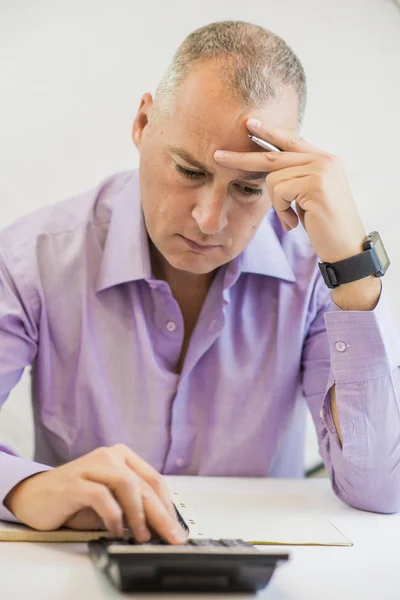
top-left (214, 118), bottom-right (367, 264)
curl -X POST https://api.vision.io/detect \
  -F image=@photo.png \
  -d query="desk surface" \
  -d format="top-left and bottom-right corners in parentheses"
top-left (1, 476), bottom-right (399, 600)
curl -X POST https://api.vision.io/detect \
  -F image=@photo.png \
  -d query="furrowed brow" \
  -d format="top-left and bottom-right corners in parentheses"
top-left (169, 146), bottom-right (268, 181)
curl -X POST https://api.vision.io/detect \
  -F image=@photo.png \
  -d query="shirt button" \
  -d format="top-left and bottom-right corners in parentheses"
top-left (319, 409), bottom-right (325, 420)
top-left (166, 321), bottom-right (177, 332)
top-left (335, 341), bottom-right (348, 352)
top-left (175, 457), bottom-right (185, 467)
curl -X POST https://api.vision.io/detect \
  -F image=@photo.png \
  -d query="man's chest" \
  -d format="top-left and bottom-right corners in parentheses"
top-left (36, 276), bottom-right (308, 468)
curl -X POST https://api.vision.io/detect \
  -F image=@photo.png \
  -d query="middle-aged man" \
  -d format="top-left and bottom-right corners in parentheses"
top-left (1, 21), bottom-right (399, 544)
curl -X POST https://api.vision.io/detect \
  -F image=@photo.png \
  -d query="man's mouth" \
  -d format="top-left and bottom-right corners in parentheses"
top-left (180, 235), bottom-right (220, 253)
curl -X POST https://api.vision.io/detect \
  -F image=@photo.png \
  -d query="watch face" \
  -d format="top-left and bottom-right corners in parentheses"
top-left (369, 232), bottom-right (390, 273)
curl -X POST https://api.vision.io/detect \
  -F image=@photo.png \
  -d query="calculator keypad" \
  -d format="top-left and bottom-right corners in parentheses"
top-left (103, 537), bottom-right (258, 555)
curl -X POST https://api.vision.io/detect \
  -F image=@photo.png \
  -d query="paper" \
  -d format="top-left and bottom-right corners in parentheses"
top-left (0, 520), bottom-right (115, 542)
top-left (173, 491), bottom-right (352, 546)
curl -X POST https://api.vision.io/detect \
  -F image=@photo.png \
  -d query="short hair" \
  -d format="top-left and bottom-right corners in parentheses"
top-left (152, 20), bottom-right (307, 131)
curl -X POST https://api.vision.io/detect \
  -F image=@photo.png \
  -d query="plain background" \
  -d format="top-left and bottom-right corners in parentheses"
top-left (0, 0), bottom-right (399, 470)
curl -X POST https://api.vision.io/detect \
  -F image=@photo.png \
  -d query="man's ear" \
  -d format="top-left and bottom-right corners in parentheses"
top-left (132, 93), bottom-right (153, 150)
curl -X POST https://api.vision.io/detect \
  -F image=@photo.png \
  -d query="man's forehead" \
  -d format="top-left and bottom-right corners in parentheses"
top-left (168, 145), bottom-right (269, 180)
top-left (169, 64), bottom-right (299, 136)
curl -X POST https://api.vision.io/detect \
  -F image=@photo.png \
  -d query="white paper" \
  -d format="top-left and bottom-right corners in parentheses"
top-left (173, 491), bottom-right (352, 546)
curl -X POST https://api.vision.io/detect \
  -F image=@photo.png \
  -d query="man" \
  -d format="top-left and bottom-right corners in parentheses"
top-left (1, 21), bottom-right (399, 545)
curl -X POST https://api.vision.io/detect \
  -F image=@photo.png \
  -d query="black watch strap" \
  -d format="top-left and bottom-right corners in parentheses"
top-left (318, 248), bottom-right (382, 289)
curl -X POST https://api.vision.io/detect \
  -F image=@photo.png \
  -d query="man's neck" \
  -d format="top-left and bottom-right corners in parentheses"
top-left (149, 240), bottom-right (216, 299)
top-left (149, 239), bottom-right (218, 375)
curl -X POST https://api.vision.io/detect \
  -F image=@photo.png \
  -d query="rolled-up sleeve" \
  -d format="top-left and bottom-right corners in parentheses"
top-left (302, 275), bottom-right (400, 514)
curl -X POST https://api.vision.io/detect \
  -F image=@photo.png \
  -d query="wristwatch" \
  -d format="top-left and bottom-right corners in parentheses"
top-left (318, 231), bottom-right (390, 289)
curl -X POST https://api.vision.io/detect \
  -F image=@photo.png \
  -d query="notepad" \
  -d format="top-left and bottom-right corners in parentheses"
top-left (0, 490), bottom-right (352, 546)
top-left (172, 491), bottom-right (352, 547)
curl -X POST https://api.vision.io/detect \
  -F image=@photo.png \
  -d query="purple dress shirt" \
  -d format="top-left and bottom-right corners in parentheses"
top-left (1, 169), bottom-right (400, 523)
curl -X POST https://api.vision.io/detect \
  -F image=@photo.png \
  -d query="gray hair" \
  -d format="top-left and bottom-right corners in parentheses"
top-left (152, 21), bottom-right (307, 131)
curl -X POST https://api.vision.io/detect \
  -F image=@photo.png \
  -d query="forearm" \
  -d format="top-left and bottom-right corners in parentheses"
top-left (322, 373), bottom-right (400, 513)
top-left (329, 276), bottom-right (382, 445)
top-left (321, 283), bottom-right (400, 513)
top-left (331, 275), bottom-right (381, 312)
top-left (0, 449), bottom-right (51, 522)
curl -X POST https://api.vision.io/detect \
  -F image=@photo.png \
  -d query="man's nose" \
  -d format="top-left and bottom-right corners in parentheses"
top-left (191, 191), bottom-right (228, 235)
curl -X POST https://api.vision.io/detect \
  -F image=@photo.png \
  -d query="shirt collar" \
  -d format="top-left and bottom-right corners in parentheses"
top-left (96, 170), bottom-right (296, 293)
top-left (240, 210), bottom-right (296, 282)
top-left (96, 170), bottom-right (151, 293)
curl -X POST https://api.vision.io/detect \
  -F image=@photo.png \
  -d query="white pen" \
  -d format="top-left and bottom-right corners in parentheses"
top-left (248, 134), bottom-right (281, 153)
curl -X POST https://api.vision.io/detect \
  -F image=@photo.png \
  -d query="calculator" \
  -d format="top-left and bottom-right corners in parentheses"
top-left (88, 536), bottom-right (289, 593)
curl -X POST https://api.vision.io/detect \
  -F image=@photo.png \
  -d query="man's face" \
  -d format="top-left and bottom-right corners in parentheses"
top-left (133, 60), bottom-right (299, 276)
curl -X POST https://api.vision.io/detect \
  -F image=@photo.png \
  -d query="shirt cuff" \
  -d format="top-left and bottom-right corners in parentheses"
top-left (323, 282), bottom-right (400, 384)
top-left (0, 453), bottom-right (52, 522)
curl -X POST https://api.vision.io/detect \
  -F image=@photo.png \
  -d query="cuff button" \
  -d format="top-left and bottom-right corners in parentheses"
top-left (335, 341), bottom-right (348, 352)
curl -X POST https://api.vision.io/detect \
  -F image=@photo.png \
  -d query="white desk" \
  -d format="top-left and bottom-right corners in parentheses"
top-left (1, 476), bottom-right (399, 599)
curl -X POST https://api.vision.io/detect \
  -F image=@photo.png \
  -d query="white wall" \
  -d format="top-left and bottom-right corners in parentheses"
top-left (1, 0), bottom-right (399, 468)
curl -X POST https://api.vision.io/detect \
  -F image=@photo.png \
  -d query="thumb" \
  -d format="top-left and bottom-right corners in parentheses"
top-left (64, 507), bottom-right (106, 531)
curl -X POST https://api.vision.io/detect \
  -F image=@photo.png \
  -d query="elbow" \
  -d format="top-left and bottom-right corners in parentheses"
top-left (332, 475), bottom-right (400, 515)
top-left (347, 494), bottom-right (400, 515)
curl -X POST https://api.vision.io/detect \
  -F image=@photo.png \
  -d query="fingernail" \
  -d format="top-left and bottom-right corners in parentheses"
top-left (214, 150), bottom-right (227, 159)
top-left (136, 525), bottom-right (151, 541)
top-left (171, 526), bottom-right (188, 543)
top-left (247, 118), bottom-right (262, 130)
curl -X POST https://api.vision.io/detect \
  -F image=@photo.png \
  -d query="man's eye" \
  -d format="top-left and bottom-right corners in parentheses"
top-left (175, 164), bottom-right (263, 197)
top-left (175, 164), bottom-right (204, 179)
top-left (235, 184), bottom-right (263, 197)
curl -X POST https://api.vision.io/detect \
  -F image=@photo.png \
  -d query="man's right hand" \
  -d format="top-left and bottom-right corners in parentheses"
top-left (3, 444), bottom-right (187, 544)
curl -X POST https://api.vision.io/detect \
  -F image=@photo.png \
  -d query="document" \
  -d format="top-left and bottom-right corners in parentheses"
top-left (173, 491), bottom-right (352, 546)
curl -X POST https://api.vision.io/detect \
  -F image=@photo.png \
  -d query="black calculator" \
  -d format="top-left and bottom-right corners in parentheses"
top-left (88, 536), bottom-right (289, 593)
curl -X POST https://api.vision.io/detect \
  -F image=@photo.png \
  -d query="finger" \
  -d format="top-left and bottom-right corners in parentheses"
top-left (264, 164), bottom-right (309, 230)
top-left (272, 179), bottom-right (306, 230)
top-left (214, 148), bottom-right (315, 174)
top-left (75, 480), bottom-right (124, 537)
top-left (65, 507), bottom-right (106, 531)
top-left (112, 444), bottom-right (177, 520)
top-left (84, 466), bottom-right (150, 542)
top-left (141, 481), bottom-right (188, 545)
top-left (246, 118), bottom-right (325, 154)
top-left (112, 471), bottom-right (150, 542)
top-left (271, 175), bottom-right (314, 231)
top-left (82, 461), bottom-right (180, 543)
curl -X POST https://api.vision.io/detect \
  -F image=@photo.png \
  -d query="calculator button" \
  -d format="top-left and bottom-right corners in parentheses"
top-left (219, 539), bottom-right (256, 551)
top-left (220, 539), bottom-right (245, 546)
top-left (189, 539), bottom-right (218, 546)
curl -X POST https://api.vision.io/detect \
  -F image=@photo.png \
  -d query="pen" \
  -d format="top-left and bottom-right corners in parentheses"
top-left (173, 502), bottom-right (190, 534)
top-left (248, 134), bottom-right (281, 153)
